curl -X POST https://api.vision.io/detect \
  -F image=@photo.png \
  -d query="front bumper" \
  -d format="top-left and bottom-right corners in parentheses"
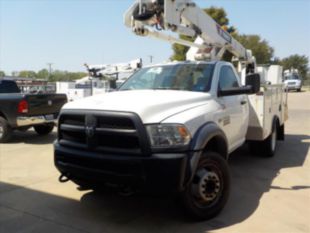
top-left (286, 83), bottom-right (302, 90)
top-left (16, 115), bottom-right (57, 127)
top-left (54, 142), bottom-right (189, 193)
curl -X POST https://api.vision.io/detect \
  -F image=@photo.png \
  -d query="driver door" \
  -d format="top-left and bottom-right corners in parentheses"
top-left (216, 65), bottom-right (248, 151)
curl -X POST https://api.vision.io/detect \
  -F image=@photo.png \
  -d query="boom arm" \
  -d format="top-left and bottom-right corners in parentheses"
top-left (124, 0), bottom-right (256, 73)
top-left (84, 59), bottom-right (142, 78)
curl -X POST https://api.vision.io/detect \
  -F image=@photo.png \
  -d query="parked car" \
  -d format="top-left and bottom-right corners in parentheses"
top-left (0, 79), bottom-right (67, 142)
top-left (284, 72), bottom-right (302, 92)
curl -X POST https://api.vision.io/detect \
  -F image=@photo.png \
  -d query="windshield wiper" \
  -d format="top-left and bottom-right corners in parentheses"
top-left (153, 87), bottom-right (182, 90)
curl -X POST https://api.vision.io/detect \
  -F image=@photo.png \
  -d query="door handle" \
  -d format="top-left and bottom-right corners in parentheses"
top-left (240, 100), bottom-right (247, 105)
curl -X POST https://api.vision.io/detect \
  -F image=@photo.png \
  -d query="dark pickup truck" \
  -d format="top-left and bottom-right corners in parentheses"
top-left (0, 79), bottom-right (67, 142)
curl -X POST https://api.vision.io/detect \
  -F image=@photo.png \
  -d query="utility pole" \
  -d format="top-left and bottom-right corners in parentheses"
top-left (46, 63), bottom-right (53, 93)
top-left (47, 63), bottom-right (53, 82)
top-left (148, 55), bottom-right (153, 63)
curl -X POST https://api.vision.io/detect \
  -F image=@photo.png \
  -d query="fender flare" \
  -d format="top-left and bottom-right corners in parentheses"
top-left (184, 122), bottom-right (229, 187)
top-left (190, 122), bottom-right (228, 156)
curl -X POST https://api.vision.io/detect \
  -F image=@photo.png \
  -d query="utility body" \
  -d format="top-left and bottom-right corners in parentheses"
top-left (0, 79), bottom-right (67, 142)
top-left (54, 0), bottom-right (287, 219)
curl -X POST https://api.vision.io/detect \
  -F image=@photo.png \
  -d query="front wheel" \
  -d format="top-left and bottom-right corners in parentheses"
top-left (34, 124), bottom-right (54, 135)
top-left (180, 152), bottom-right (230, 220)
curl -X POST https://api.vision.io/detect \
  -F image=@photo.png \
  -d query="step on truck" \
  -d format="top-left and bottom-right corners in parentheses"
top-left (54, 0), bottom-right (288, 220)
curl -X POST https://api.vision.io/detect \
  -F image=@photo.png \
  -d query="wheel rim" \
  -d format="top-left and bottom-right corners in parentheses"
top-left (0, 123), bottom-right (3, 138)
top-left (191, 161), bottom-right (223, 208)
top-left (271, 128), bottom-right (277, 152)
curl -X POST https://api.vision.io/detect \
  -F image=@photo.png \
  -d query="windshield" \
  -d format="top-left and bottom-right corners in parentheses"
top-left (285, 74), bottom-right (300, 80)
top-left (119, 64), bottom-right (214, 92)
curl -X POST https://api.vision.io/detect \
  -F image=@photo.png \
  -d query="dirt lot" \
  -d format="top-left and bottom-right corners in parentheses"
top-left (0, 91), bottom-right (309, 233)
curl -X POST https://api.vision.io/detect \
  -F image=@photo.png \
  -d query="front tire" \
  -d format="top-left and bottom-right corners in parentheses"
top-left (0, 117), bottom-right (13, 143)
top-left (180, 152), bottom-right (230, 220)
top-left (34, 124), bottom-right (54, 135)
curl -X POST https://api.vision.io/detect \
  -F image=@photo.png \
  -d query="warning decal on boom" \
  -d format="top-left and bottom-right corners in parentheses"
top-left (216, 25), bottom-right (232, 44)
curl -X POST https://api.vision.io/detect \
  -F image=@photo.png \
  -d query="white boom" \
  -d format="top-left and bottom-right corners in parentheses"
top-left (124, 0), bottom-right (256, 73)
top-left (84, 58), bottom-right (142, 77)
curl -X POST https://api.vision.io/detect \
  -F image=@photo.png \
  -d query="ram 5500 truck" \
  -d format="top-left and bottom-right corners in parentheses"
top-left (54, 61), bottom-right (287, 219)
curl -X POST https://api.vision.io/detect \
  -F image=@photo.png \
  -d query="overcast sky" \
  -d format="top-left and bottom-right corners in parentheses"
top-left (0, 0), bottom-right (309, 74)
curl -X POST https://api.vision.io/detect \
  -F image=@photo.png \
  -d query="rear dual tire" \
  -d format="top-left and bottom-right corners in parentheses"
top-left (249, 121), bottom-right (277, 157)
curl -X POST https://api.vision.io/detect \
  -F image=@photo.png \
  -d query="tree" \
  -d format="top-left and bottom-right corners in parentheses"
top-left (170, 7), bottom-right (274, 64)
top-left (205, 7), bottom-right (228, 28)
top-left (270, 57), bottom-right (281, 65)
top-left (36, 69), bottom-right (49, 80)
top-left (0, 71), bottom-right (5, 77)
top-left (49, 70), bottom-right (87, 82)
top-left (171, 35), bottom-right (194, 61)
top-left (171, 7), bottom-right (232, 61)
top-left (280, 55), bottom-right (309, 80)
top-left (234, 34), bottom-right (274, 64)
top-left (18, 70), bottom-right (37, 79)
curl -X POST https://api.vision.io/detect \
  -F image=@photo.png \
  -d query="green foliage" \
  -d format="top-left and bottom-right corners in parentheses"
top-left (3, 69), bottom-right (87, 82)
top-left (171, 7), bottom-right (235, 61)
top-left (18, 70), bottom-right (37, 79)
top-left (0, 71), bottom-right (5, 77)
top-left (234, 34), bottom-right (274, 64)
top-left (171, 35), bottom-right (194, 61)
top-left (280, 54), bottom-right (309, 80)
top-left (49, 70), bottom-right (87, 82)
top-left (270, 57), bottom-right (281, 65)
top-left (204, 7), bottom-right (229, 27)
top-left (170, 7), bottom-right (275, 64)
top-left (36, 69), bottom-right (49, 80)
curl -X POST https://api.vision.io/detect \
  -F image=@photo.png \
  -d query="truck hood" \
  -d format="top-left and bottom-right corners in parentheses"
top-left (62, 90), bottom-right (211, 123)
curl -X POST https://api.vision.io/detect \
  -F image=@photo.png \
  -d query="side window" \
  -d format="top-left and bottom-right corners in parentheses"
top-left (218, 66), bottom-right (240, 90)
top-left (0, 80), bottom-right (20, 93)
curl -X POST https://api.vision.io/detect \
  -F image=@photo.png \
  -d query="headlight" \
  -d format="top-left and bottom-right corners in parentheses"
top-left (146, 124), bottom-right (191, 148)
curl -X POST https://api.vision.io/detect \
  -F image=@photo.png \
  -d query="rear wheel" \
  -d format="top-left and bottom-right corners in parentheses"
top-left (264, 122), bottom-right (277, 157)
top-left (297, 88), bottom-right (301, 92)
top-left (34, 124), bottom-right (54, 135)
top-left (180, 152), bottom-right (230, 220)
top-left (249, 121), bottom-right (277, 157)
top-left (0, 117), bottom-right (13, 143)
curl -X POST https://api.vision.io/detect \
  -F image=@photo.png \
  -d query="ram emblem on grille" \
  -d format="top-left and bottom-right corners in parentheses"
top-left (85, 115), bottom-right (96, 138)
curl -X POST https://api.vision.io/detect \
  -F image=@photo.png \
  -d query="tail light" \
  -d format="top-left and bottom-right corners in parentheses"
top-left (18, 100), bottom-right (29, 114)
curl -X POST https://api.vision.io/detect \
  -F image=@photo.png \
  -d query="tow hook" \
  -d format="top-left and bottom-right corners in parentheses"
top-left (59, 173), bottom-right (70, 183)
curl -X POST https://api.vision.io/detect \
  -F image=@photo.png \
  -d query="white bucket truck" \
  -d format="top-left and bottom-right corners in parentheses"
top-left (54, 0), bottom-right (288, 220)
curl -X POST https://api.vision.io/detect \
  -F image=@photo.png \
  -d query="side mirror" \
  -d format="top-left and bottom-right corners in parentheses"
top-left (218, 73), bottom-right (261, 97)
top-left (246, 73), bottom-right (260, 94)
